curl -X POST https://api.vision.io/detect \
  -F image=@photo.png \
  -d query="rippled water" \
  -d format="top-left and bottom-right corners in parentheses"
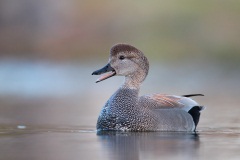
top-left (0, 60), bottom-right (240, 160)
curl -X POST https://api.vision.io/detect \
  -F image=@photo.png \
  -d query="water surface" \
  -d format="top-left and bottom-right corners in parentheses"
top-left (0, 126), bottom-right (239, 160)
top-left (0, 60), bottom-right (239, 160)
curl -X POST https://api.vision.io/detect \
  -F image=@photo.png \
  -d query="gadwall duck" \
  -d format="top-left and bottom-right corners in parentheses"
top-left (92, 44), bottom-right (205, 132)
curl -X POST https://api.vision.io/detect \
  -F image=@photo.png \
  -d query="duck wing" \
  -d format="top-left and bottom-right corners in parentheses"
top-left (139, 94), bottom-right (202, 111)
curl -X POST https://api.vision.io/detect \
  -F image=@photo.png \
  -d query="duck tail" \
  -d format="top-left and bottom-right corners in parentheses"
top-left (182, 94), bottom-right (204, 97)
top-left (188, 106), bottom-right (205, 131)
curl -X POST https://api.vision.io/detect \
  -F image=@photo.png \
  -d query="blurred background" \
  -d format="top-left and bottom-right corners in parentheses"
top-left (0, 0), bottom-right (240, 128)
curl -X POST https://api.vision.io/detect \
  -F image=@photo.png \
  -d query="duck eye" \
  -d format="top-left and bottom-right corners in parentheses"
top-left (119, 55), bottom-right (125, 60)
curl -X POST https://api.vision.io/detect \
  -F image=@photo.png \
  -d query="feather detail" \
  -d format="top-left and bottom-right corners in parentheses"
top-left (182, 94), bottom-right (204, 97)
top-left (139, 94), bottom-right (200, 111)
top-left (139, 94), bottom-right (184, 108)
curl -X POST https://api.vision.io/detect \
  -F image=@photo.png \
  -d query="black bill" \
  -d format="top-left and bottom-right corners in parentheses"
top-left (92, 63), bottom-right (116, 83)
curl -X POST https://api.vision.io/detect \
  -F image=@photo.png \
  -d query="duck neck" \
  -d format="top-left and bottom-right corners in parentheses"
top-left (121, 70), bottom-right (147, 90)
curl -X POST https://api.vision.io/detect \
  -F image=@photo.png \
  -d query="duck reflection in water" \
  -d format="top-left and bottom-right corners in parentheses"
top-left (97, 131), bottom-right (200, 160)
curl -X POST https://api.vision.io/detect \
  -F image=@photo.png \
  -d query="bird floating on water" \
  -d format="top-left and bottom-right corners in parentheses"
top-left (92, 43), bottom-right (205, 132)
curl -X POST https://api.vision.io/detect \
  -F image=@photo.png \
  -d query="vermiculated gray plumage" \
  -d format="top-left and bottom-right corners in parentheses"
top-left (97, 88), bottom-right (195, 131)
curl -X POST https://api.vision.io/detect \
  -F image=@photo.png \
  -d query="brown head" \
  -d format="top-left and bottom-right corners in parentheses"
top-left (92, 44), bottom-right (149, 88)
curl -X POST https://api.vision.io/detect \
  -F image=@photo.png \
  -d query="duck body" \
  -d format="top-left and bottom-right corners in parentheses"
top-left (97, 87), bottom-right (196, 131)
top-left (92, 44), bottom-right (204, 132)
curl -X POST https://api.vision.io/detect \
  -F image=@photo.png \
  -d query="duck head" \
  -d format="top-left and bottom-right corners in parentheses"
top-left (92, 44), bottom-right (149, 88)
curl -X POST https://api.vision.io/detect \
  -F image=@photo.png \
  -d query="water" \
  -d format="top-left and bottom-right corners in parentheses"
top-left (0, 60), bottom-right (240, 160)
top-left (0, 126), bottom-right (239, 160)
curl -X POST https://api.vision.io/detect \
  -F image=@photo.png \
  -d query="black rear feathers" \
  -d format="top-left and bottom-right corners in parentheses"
top-left (188, 106), bottom-right (203, 131)
top-left (182, 94), bottom-right (204, 97)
